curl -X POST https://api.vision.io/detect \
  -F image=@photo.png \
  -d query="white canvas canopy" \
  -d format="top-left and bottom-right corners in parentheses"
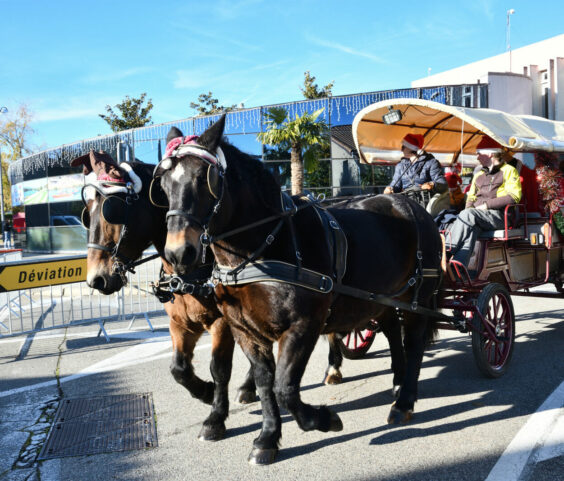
top-left (352, 98), bottom-right (564, 164)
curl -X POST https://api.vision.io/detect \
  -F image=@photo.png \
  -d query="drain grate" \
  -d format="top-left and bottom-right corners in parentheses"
top-left (38, 393), bottom-right (157, 459)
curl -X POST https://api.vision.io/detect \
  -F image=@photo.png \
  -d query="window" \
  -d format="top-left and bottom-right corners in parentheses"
top-left (461, 86), bottom-right (473, 108)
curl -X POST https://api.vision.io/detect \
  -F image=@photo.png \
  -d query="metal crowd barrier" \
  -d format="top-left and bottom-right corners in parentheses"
top-left (0, 253), bottom-right (166, 341)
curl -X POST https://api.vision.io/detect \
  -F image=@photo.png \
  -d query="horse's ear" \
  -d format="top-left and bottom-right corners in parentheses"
top-left (166, 126), bottom-right (183, 144)
top-left (198, 114), bottom-right (226, 152)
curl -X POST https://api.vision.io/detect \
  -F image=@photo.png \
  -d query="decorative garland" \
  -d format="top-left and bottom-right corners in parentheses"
top-left (535, 152), bottom-right (564, 235)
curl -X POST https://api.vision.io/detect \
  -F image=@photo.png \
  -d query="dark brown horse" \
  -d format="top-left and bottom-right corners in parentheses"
top-left (81, 160), bottom-right (257, 441)
top-left (156, 115), bottom-right (443, 465)
top-left (80, 158), bottom-right (356, 443)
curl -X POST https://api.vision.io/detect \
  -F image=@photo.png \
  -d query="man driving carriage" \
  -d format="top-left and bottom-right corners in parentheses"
top-left (383, 133), bottom-right (447, 195)
top-left (446, 136), bottom-right (522, 272)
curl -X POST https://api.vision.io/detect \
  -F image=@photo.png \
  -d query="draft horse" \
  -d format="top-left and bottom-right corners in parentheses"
top-left (80, 159), bottom-right (257, 441)
top-left (156, 115), bottom-right (444, 465)
top-left (80, 158), bottom-right (355, 442)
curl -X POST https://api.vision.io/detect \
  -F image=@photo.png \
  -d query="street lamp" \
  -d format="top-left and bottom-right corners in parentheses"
top-left (506, 9), bottom-right (515, 72)
top-left (0, 106), bottom-right (8, 244)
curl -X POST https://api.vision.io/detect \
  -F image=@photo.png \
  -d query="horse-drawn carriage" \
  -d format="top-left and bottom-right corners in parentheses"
top-left (80, 99), bottom-right (564, 464)
top-left (350, 98), bottom-right (564, 376)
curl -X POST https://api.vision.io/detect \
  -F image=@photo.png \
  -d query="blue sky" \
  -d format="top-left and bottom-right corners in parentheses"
top-left (1, 0), bottom-right (563, 153)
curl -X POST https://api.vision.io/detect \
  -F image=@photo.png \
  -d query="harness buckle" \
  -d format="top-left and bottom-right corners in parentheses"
top-left (266, 234), bottom-right (275, 245)
top-left (329, 220), bottom-right (340, 230)
top-left (319, 276), bottom-right (330, 292)
top-left (200, 231), bottom-right (211, 246)
top-left (417, 250), bottom-right (423, 260)
top-left (411, 301), bottom-right (418, 310)
top-left (408, 277), bottom-right (417, 287)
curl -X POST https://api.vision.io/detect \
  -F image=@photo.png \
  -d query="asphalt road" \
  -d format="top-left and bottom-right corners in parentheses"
top-left (1, 292), bottom-right (563, 481)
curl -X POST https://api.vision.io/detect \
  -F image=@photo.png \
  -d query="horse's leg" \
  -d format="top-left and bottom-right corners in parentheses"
top-left (324, 333), bottom-right (344, 385)
top-left (387, 315), bottom-right (428, 424)
top-left (235, 364), bottom-right (257, 404)
top-left (198, 317), bottom-right (235, 441)
top-left (379, 311), bottom-right (405, 398)
top-left (274, 327), bottom-right (343, 433)
top-left (237, 340), bottom-right (281, 465)
top-left (169, 318), bottom-right (213, 404)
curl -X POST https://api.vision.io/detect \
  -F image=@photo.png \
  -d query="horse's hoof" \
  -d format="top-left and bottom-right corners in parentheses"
top-left (324, 367), bottom-right (343, 385)
top-left (391, 385), bottom-right (401, 398)
top-left (248, 447), bottom-right (277, 465)
top-left (387, 405), bottom-right (413, 425)
top-left (329, 411), bottom-right (343, 431)
top-left (324, 373), bottom-right (343, 385)
top-left (198, 423), bottom-right (226, 442)
top-left (236, 389), bottom-right (258, 404)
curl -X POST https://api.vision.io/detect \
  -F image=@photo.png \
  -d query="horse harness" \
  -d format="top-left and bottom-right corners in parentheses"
top-left (82, 169), bottom-right (160, 284)
top-left (161, 140), bottom-right (449, 321)
top-left (151, 263), bottom-right (215, 303)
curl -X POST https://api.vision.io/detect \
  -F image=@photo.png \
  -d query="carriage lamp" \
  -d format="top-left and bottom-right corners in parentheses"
top-left (382, 106), bottom-right (402, 125)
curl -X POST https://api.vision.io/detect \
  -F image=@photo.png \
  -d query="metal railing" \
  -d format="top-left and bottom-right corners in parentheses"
top-left (0, 254), bottom-right (165, 341)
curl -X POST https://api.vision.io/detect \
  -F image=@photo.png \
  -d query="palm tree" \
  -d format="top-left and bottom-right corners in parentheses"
top-left (257, 107), bottom-right (329, 195)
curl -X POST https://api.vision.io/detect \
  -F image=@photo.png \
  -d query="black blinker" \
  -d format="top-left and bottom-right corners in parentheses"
top-left (102, 197), bottom-right (128, 225)
top-left (81, 207), bottom-right (90, 230)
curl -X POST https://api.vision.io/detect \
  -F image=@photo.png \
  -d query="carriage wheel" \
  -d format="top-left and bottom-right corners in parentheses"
top-left (471, 283), bottom-right (515, 378)
top-left (339, 323), bottom-right (378, 360)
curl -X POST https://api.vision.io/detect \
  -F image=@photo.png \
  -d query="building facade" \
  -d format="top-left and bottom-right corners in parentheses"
top-left (10, 85), bottom-right (484, 253)
top-left (412, 34), bottom-right (564, 120)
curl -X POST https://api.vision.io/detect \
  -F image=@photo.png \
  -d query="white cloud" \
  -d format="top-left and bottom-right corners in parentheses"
top-left (33, 96), bottom-right (119, 123)
top-left (173, 69), bottom-right (215, 89)
top-left (80, 67), bottom-right (154, 84)
top-left (36, 107), bottom-right (101, 122)
top-left (213, 0), bottom-right (263, 20)
top-left (307, 35), bottom-right (387, 63)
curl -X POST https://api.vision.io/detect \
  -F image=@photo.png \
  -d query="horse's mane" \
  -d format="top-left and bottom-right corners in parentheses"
top-left (219, 138), bottom-right (282, 212)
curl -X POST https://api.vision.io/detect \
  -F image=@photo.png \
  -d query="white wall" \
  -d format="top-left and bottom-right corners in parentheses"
top-left (411, 34), bottom-right (564, 120)
top-left (413, 34), bottom-right (564, 88)
top-left (486, 73), bottom-right (532, 114)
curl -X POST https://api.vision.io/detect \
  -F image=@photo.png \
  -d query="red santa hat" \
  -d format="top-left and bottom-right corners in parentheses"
top-left (476, 136), bottom-right (503, 154)
top-left (401, 133), bottom-right (424, 152)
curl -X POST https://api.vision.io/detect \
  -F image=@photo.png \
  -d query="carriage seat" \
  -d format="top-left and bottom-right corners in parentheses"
top-left (478, 203), bottom-right (526, 241)
top-left (479, 226), bottom-right (525, 240)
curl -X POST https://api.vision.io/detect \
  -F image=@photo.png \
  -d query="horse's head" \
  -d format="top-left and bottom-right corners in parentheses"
top-left (155, 116), bottom-right (227, 275)
top-left (82, 162), bottom-right (166, 294)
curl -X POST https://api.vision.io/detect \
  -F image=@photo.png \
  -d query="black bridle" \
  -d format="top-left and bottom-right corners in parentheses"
top-left (82, 182), bottom-right (160, 283)
top-left (159, 146), bottom-right (226, 264)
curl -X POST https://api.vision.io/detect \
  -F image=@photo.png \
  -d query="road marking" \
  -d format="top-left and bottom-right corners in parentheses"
top-left (0, 335), bottom-right (211, 399)
top-left (485, 379), bottom-right (564, 481)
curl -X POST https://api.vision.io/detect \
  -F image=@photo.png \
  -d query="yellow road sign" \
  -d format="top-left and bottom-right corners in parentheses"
top-left (0, 256), bottom-right (87, 292)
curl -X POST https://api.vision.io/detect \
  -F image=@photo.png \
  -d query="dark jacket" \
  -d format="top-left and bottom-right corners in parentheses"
top-left (389, 152), bottom-right (447, 193)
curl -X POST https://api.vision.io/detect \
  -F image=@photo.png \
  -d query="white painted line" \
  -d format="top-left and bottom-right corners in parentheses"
top-left (0, 324), bottom-right (171, 344)
top-left (536, 408), bottom-right (564, 462)
top-left (0, 336), bottom-right (212, 399)
top-left (485, 379), bottom-right (564, 481)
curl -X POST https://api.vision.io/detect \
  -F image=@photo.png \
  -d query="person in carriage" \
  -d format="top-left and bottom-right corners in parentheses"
top-left (383, 133), bottom-right (447, 196)
top-left (446, 136), bottom-right (522, 272)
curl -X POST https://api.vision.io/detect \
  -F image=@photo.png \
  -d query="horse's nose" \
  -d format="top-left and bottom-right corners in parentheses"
top-left (88, 275), bottom-right (107, 291)
top-left (164, 244), bottom-right (197, 274)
